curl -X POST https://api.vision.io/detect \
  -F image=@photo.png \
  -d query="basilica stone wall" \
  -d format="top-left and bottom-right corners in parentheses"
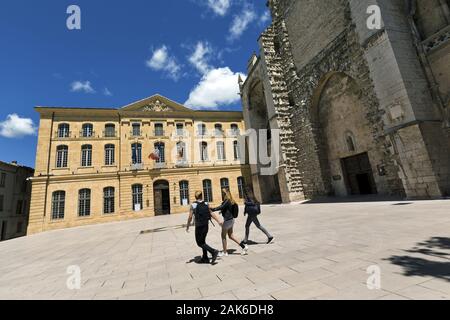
top-left (241, 0), bottom-right (450, 201)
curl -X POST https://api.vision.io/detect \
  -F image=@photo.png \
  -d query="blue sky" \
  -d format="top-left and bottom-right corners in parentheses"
top-left (0, 0), bottom-right (270, 167)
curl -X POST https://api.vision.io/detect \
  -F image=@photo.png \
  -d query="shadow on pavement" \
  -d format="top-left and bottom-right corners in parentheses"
top-left (385, 237), bottom-right (450, 282)
top-left (301, 195), bottom-right (405, 204)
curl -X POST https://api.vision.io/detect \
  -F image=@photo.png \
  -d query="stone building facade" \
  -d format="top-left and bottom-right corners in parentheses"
top-left (240, 0), bottom-right (450, 203)
top-left (28, 95), bottom-right (251, 234)
top-left (0, 161), bottom-right (34, 241)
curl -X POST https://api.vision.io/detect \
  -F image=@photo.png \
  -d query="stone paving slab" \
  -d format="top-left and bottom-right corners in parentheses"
top-left (0, 199), bottom-right (450, 300)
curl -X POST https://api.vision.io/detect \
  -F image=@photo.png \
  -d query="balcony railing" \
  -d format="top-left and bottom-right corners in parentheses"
top-left (214, 130), bottom-right (225, 137)
top-left (130, 163), bottom-right (143, 171)
top-left (176, 160), bottom-right (189, 168)
top-left (55, 131), bottom-right (72, 139)
top-left (130, 130), bottom-right (142, 137)
top-left (154, 162), bottom-right (167, 169)
top-left (79, 131), bottom-right (96, 138)
top-left (153, 130), bottom-right (166, 137)
top-left (103, 130), bottom-right (117, 138)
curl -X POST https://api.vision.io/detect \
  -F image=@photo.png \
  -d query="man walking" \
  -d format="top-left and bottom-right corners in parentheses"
top-left (187, 191), bottom-right (222, 264)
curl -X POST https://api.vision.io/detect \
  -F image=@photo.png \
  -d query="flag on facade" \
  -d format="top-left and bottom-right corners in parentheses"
top-left (149, 149), bottom-right (160, 161)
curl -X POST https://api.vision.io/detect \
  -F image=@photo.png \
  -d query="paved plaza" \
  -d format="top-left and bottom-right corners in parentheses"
top-left (1, 199), bottom-right (450, 300)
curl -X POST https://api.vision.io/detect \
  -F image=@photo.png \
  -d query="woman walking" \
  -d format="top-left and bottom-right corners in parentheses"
top-left (243, 191), bottom-right (274, 245)
top-left (212, 189), bottom-right (249, 256)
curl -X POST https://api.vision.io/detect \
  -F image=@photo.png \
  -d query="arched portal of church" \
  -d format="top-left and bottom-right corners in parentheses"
top-left (247, 79), bottom-right (282, 203)
top-left (316, 73), bottom-right (378, 196)
top-left (153, 180), bottom-right (171, 215)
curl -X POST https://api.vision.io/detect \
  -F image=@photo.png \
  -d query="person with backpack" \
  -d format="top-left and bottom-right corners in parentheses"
top-left (186, 191), bottom-right (222, 264)
top-left (212, 188), bottom-right (249, 256)
top-left (243, 190), bottom-right (274, 245)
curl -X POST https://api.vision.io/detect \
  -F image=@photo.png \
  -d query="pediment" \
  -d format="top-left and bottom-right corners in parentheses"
top-left (121, 94), bottom-right (192, 113)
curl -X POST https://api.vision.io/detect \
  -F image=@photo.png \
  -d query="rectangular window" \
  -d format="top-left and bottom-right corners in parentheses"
top-left (203, 180), bottom-right (213, 203)
top-left (200, 143), bottom-right (208, 161)
top-left (132, 185), bottom-right (143, 211)
top-left (0, 172), bottom-right (6, 188)
top-left (176, 124), bottom-right (184, 136)
top-left (56, 146), bottom-right (69, 168)
top-left (179, 181), bottom-right (189, 205)
top-left (0, 195), bottom-right (4, 212)
top-left (105, 145), bottom-right (115, 166)
top-left (79, 189), bottom-right (91, 217)
top-left (238, 177), bottom-right (245, 199)
top-left (103, 188), bottom-right (115, 214)
top-left (52, 191), bottom-right (65, 220)
top-left (217, 142), bottom-right (226, 160)
top-left (132, 144), bottom-right (142, 164)
top-left (81, 146), bottom-right (93, 167)
top-left (155, 123), bottom-right (164, 136)
top-left (132, 123), bottom-right (141, 137)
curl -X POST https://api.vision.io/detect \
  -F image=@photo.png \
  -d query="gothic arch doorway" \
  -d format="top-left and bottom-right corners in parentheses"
top-left (314, 72), bottom-right (378, 196)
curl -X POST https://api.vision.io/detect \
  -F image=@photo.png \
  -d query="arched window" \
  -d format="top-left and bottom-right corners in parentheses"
top-left (104, 124), bottom-right (116, 137)
top-left (52, 191), bottom-right (65, 220)
top-left (154, 142), bottom-right (165, 163)
top-left (81, 124), bottom-right (94, 138)
top-left (203, 180), bottom-right (213, 203)
top-left (131, 143), bottom-right (142, 164)
top-left (237, 177), bottom-right (245, 199)
top-left (217, 141), bottom-right (226, 160)
top-left (78, 189), bottom-right (91, 217)
top-left (233, 141), bottom-right (240, 160)
top-left (132, 184), bottom-right (143, 211)
top-left (81, 145), bottom-right (93, 167)
top-left (56, 145), bottom-right (68, 168)
top-left (200, 142), bottom-right (208, 161)
top-left (230, 124), bottom-right (240, 136)
top-left (179, 181), bottom-right (190, 205)
top-left (345, 132), bottom-right (356, 153)
top-left (58, 124), bottom-right (70, 138)
top-left (177, 142), bottom-right (187, 162)
top-left (105, 144), bottom-right (115, 166)
top-left (103, 187), bottom-right (115, 214)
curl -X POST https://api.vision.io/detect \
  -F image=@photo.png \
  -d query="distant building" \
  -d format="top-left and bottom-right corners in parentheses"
top-left (0, 161), bottom-right (34, 241)
top-left (241, 0), bottom-right (450, 203)
top-left (28, 94), bottom-right (251, 234)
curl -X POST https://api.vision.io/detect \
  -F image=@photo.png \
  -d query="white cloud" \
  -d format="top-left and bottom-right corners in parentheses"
top-left (228, 6), bottom-right (257, 41)
top-left (260, 10), bottom-right (271, 26)
top-left (71, 81), bottom-right (95, 94)
top-left (103, 87), bottom-right (113, 96)
top-left (146, 45), bottom-right (182, 81)
top-left (0, 114), bottom-right (37, 138)
top-left (188, 41), bottom-right (213, 74)
top-left (185, 67), bottom-right (246, 109)
top-left (206, 0), bottom-right (232, 16)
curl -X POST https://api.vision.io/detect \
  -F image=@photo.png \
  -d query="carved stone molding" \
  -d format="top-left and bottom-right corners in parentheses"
top-left (142, 99), bottom-right (172, 112)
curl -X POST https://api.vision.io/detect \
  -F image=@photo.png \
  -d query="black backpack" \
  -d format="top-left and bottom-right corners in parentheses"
top-left (246, 201), bottom-right (261, 215)
top-left (231, 203), bottom-right (239, 219)
top-left (194, 201), bottom-right (211, 226)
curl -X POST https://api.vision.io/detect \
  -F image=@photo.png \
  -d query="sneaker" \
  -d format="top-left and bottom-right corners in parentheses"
top-left (211, 250), bottom-right (219, 264)
top-left (241, 245), bottom-right (249, 256)
top-left (218, 251), bottom-right (228, 257)
top-left (267, 237), bottom-right (274, 244)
